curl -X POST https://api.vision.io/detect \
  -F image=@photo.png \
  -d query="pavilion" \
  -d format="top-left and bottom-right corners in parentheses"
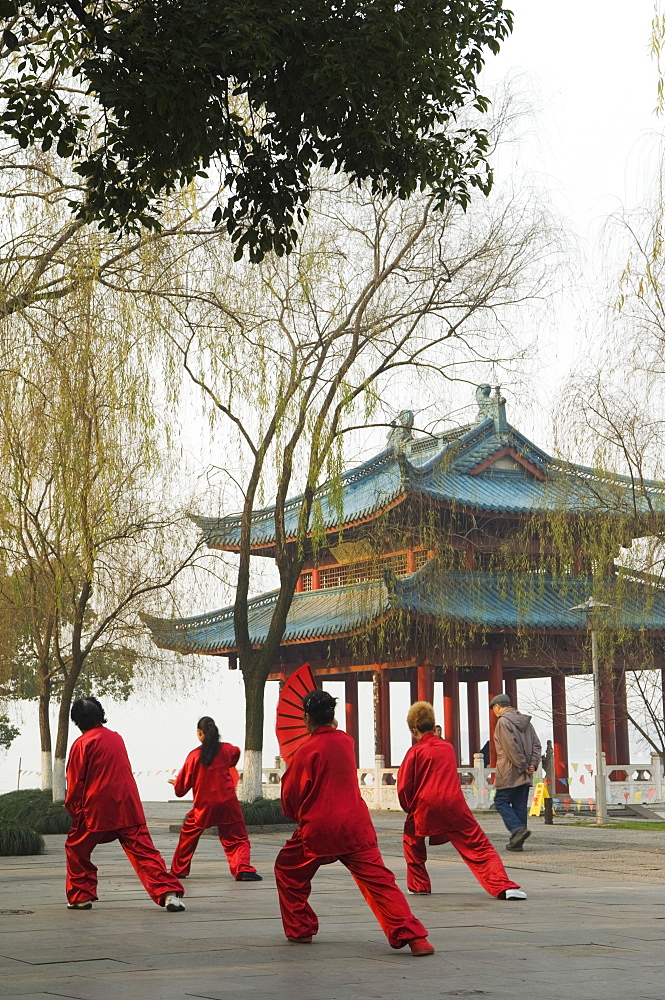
top-left (145, 386), bottom-right (665, 793)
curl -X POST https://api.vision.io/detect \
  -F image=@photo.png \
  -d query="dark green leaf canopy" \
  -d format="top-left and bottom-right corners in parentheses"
top-left (0, 0), bottom-right (513, 258)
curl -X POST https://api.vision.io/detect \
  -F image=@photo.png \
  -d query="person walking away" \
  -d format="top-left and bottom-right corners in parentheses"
top-left (169, 716), bottom-right (261, 882)
top-left (398, 701), bottom-right (526, 901)
top-left (274, 690), bottom-right (434, 956)
top-left (64, 697), bottom-right (184, 911)
top-left (489, 693), bottom-right (542, 851)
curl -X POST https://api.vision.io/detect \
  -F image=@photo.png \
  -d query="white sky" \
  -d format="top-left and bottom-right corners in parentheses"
top-left (1, 2), bottom-right (662, 798)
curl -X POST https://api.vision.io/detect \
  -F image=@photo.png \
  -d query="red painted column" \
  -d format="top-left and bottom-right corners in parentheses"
top-left (311, 566), bottom-right (320, 590)
top-left (295, 575), bottom-right (304, 594)
top-left (505, 676), bottom-right (518, 708)
top-left (599, 671), bottom-right (617, 766)
top-left (410, 669), bottom-right (418, 707)
top-left (466, 680), bottom-right (480, 766)
top-left (379, 670), bottom-right (391, 766)
top-left (417, 661), bottom-right (433, 704)
top-left (551, 674), bottom-right (569, 795)
top-left (614, 668), bottom-right (630, 768)
top-left (345, 676), bottom-right (360, 765)
top-left (406, 549), bottom-right (416, 574)
top-left (443, 667), bottom-right (460, 764)
top-left (488, 646), bottom-right (503, 768)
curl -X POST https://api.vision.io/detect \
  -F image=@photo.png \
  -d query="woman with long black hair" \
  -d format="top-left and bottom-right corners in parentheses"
top-left (169, 716), bottom-right (261, 881)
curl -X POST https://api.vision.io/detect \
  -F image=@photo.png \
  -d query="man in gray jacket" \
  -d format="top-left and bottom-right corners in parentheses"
top-left (489, 694), bottom-right (542, 851)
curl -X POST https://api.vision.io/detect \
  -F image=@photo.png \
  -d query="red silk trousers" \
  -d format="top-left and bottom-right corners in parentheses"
top-left (171, 798), bottom-right (256, 879)
top-left (274, 831), bottom-right (427, 947)
top-left (65, 821), bottom-right (184, 905)
top-left (403, 815), bottom-right (520, 896)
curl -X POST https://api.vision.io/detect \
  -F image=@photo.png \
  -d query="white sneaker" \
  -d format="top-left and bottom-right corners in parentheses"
top-left (164, 893), bottom-right (185, 912)
top-left (504, 889), bottom-right (527, 901)
top-left (67, 901), bottom-right (92, 910)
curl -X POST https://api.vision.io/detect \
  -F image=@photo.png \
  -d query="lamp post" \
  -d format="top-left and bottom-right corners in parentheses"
top-left (569, 598), bottom-right (612, 826)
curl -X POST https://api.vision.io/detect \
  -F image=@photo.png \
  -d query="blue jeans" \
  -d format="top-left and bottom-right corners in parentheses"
top-left (494, 784), bottom-right (530, 836)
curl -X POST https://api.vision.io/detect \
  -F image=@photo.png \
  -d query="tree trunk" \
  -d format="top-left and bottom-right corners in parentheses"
top-left (52, 669), bottom-right (79, 802)
top-left (241, 664), bottom-right (268, 802)
top-left (38, 680), bottom-right (52, 791)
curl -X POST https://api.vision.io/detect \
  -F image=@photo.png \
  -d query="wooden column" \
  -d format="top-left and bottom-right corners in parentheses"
top-left (380, 670), bottom-right (391, 766)
top-left (345, 676), bottom-right (360, 765)
top-left (599, 670), bottom-right (618, 766)
top-left (406, 549), bottom-right (416, 574)
top-left (488, 645), bottom-right (503, 768)
top-left (311, 566), bottom-right (320, 590)
top-left (505, 676), bottom-right (518, 708)
top-left (443, 667), bottom-right (460, 764)
top-left (373, 666), bottom-right (391, 766)
top-left (417, 661), bottom-right (433, 704)
top-left (372, 668), bottom-right (382, 758)
top-left (466, 680), bottom-right (480, 766)
top-left (410, 669), bottom-right (418, 708)
top-left (295, 575), bottom-right (304, 594)
top-left (614, 668), bottom-right (630, 768)
top-left (551, 674), bottom-right (569, 794)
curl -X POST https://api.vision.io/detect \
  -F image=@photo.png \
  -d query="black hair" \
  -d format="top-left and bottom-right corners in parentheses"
top-left (71, 697), bottom-right (107, 732)
top-left (198, 716), bottom-right (220, 766)
top-left (303, 690), bottom-right (337, 726)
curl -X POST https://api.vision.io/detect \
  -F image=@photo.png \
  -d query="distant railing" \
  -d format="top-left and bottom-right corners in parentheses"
top-left (235, 751), bottom-right (665, 810)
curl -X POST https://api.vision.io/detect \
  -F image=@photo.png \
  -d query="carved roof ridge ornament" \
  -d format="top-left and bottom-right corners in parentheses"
top-left (387, 409), bottom-right (415, 451)
top-left (475, 383), bottom-right (507, 432)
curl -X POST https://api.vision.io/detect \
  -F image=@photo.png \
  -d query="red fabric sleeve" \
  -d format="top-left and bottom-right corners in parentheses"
top-left (227, 744), bottom-right (241, 768)
top-left (173, 749), bottom-right (197, 797)
top-left (65, 738), bottom-right (86, 818)
top-left (397, 747), bottom-right (416, 814)
top-left (280, 753), bottom-right (312, 821)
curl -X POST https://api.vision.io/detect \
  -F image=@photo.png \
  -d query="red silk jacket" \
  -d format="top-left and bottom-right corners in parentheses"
top-left (65, 725), bottom-right (146, 832)
top-left (398, 732), bottom-right (474, 836)
top-left (173, 742), bottom-right (240, 826)
top-left (281, 726), bottom-right (377, 857)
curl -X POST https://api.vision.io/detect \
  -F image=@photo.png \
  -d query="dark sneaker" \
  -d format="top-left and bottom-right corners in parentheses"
top-left (508, 826), bottom-right (531, 849)
top-left (164, 894), bottom-right (185, 912)
top-left (506, 843), bottom-right (523, 852)
top-left (287, 936), bottom-right (312, 943)
top-left (237, 871), bottom-right (263, 882)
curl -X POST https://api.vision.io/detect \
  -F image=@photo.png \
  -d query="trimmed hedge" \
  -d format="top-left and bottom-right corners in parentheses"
top-left (0, 789), bottom-right (71, 834)
top-left (0, 817), bottom-right (45, 855)
top-left (239, 797), bottom-right (292, 825)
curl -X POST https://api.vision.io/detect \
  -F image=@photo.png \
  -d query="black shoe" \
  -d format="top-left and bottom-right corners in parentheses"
top-left (237, 871), bottom-right (263, 882)
top-left (506, 843), bottom-right (523, 852)
top-left (508, 826), bottom-right (531, 849)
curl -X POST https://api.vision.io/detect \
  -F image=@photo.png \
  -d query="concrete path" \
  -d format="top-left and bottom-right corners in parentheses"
top-left (0, 811), bottom-right (663, 1000)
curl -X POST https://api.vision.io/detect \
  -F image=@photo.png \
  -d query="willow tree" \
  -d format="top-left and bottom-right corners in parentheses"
top-left (149, 173), bottom-right (554, 798)
top-left (0, 260), bottom-right (201, 800)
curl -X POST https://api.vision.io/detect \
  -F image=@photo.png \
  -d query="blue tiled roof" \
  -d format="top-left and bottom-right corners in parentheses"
top-left (142, 565), bottom-right (665, 655)
top-left (192, 417), bottom-right (665, 550)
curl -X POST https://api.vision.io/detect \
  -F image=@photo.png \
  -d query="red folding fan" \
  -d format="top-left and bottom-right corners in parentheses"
top-left (276, 662), bottom-right (317, 763)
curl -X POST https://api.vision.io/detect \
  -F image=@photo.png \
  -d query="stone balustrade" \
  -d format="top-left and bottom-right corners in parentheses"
top-left (235, 751), bottom-right (665, 811)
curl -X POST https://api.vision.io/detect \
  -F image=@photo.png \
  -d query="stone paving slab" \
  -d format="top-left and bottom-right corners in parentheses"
top-left (1, 815), bottom-right (665, 999)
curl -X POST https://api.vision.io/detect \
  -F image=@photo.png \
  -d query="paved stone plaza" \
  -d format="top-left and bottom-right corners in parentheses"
top-left (1, 810), bottom-right (664, 1000)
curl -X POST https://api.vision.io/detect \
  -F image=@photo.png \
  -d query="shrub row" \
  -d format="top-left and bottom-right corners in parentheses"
top-left (0, 788), bottom-right (71, 855)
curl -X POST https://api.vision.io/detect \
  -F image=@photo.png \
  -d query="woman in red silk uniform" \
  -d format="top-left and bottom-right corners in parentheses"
top-left (274, 690), bottom-right (433, 956)
top-left (64, 697), bottom-right (184, 911)
top-left (398, 701), bottom-right (526, 900)
top-left (170, 716), bottom-right (261, 881)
